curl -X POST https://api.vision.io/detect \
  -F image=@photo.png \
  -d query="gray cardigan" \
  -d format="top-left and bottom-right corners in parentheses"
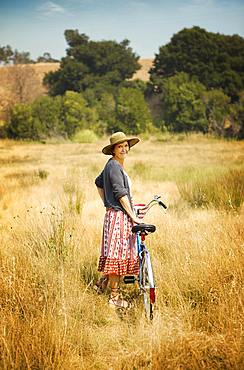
top-left (95, 158), bottom-right (133, 213)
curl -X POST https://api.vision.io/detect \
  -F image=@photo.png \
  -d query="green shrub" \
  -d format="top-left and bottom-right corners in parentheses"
top-left (72, 129), bottom-right (98, 143)
top-left (0, 126), bottom-right (7, 138)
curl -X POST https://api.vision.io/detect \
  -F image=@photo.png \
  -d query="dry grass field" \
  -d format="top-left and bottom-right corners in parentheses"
top-left (0, 134), bottom-right (244, 369)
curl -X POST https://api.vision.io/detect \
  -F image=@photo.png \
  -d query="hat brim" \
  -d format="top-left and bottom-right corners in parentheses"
top-left (102, 137), bottom-right (140, 155)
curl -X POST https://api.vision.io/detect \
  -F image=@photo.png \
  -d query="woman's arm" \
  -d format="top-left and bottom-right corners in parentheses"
top-left (119, 195), bottom-right (144, 224)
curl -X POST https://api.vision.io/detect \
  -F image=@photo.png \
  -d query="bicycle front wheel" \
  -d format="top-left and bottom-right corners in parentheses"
top-left (141, 252), bottom-right (156, 320)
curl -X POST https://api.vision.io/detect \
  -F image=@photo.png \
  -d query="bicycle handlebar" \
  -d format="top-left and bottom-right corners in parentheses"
top-left (158, 200), bottom-right (167, 209)
top-left (146, 195), bottom-right (167, 214)
top-left (134, 195), bottom-right (167, 218)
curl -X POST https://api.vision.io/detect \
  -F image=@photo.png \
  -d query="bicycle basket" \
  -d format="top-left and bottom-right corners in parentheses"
top-left (134, 204), bottom-right (149, 220)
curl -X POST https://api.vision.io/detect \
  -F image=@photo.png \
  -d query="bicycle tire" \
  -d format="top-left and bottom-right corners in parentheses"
top-left (140, 252), bottom-right (155, 320)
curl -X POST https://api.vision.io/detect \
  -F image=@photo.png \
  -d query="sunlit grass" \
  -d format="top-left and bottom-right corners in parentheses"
top-left (178, 167), bottom-right (244, 211)
top-left (0, 134), bottom-right (244, 369)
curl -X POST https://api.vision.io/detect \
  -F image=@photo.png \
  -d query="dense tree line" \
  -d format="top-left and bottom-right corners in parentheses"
top-left (6, 89), bottom-right (151, 139)
top-left (1, 26), bottom-right (244, 140)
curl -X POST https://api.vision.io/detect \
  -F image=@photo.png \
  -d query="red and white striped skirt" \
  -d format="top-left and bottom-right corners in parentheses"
top-left (98, 209), bottom-right (139, 275)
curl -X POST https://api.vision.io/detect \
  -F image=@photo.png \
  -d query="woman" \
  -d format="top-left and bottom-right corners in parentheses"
top-left (95, 132), bottom-right (144, 309)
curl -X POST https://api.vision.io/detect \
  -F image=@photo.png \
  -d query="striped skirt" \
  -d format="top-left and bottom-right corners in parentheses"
top-left (98, 209), bottom-right (139, 275)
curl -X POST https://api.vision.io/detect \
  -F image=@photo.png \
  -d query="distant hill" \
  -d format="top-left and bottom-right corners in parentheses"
top-left (27, 62), bottom-right (61, 82)
top-left (131, 58), bottom-right (153, 81)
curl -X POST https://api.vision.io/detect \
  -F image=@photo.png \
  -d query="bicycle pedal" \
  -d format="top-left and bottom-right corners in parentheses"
top-left (124, 276), bottom-right (136, 284)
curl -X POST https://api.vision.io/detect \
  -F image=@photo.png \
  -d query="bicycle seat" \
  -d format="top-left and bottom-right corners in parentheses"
top-left (132, 224), bottom-right (156, 234)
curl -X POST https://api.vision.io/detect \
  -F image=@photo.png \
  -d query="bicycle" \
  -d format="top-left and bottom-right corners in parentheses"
top-left (124, 195), bottom-right (167, 320)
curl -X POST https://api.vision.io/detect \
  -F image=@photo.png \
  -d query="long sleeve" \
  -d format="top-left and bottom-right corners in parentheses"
top-left (95, 170), bottom-right (104, 188)
top-left (108, 164), bottom-right (128, 200)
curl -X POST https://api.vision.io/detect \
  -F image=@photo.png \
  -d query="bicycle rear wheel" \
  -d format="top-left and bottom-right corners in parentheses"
top-left (141, 253), bottom-right (155, 320)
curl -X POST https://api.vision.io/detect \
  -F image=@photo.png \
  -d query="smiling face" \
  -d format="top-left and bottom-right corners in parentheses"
top-left (112, 141), bottom-right (129, 161)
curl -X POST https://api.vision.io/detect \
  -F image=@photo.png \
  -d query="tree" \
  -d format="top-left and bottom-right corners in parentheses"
top-left (36, 52), bottom-right (59, 63)
top-left (0, 45), bottom-right (13, 64)
top-left (31, 95), bottom-right (64, 137)
top-left (96, 93), bottom-right (116, 134)
top-left (44, 30), bottom-right (141, 97)
top-left (119, 79), bottom-right (148, 94)
top-left (10, 50), bottom-right (35, 64)
top-left (229, 92), bottom-right (244, 139)
top-left (203, 89), bottom-right (231, 135)
top-left (6, 96), bottom-right (64, 140)
top-left (116, 87), bottom-right (151, 134)
top-left (2, 64), bottom-right (44, 105)
top-left (162, 72), bottom-right (206, 132)
top-left (44, 58), bottom-right (89, 96)
top-left (150, 27), bottom-right (244, 101)
top-left (9, 64), bottom-right (43, 103)
top-left (7, 104), bottom-right (35, 139)
top-left (0, 64), bottom-right (45, 123)
top-left (62, 91), bottom-right (95, 136)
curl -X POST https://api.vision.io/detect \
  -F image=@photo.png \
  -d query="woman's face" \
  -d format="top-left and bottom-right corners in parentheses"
top-left (113, 141), bottom-right (129, 160)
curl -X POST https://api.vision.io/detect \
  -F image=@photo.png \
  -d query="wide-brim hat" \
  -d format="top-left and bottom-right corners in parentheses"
top-left (102, 132), bottom-right (140, 155)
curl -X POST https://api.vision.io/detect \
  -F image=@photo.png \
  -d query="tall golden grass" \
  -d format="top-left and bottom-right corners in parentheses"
top-left (0, 134), bottom-right (244, 369)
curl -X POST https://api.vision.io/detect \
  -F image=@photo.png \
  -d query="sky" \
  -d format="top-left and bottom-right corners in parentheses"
top-left (0, 0), bottom-right (244, 61)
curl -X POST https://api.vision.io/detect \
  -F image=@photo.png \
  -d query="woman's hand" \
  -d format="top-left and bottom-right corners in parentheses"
top-left (119, 195), bottom-right (145, 225)
top-left (132, 217), bottom-right (145, 225)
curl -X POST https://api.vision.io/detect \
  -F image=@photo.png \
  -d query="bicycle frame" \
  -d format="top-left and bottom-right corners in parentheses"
top-left (137, 233), bottom-right (156, 301)
top-left (124, 195), bottom-right (167, 320)
top-left (134, 194), bottom-right (167, 289)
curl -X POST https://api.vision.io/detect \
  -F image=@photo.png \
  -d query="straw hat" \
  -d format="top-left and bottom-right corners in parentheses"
top-left (102, 132), bottom-right (140, 155)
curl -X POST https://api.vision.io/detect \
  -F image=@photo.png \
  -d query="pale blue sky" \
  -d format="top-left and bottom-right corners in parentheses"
top-left (0, 0), bottom-right (244, 61)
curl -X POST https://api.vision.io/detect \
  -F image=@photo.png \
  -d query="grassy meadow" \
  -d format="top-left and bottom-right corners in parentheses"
top-left (0, 134), bottom-right (244, 369)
